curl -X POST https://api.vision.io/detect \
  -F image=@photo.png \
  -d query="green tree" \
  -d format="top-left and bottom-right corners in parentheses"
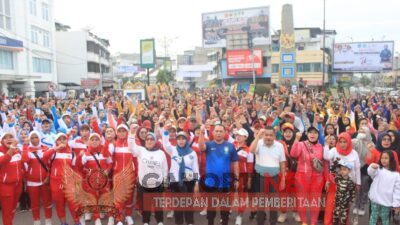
top-left (360, 75), bottom-right (371, 86)
top-left (156, 69), bottom-right (174, 84)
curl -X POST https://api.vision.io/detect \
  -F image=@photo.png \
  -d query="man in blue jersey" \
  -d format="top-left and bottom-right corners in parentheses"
top-left (199, 124), bottom-right (239, 225)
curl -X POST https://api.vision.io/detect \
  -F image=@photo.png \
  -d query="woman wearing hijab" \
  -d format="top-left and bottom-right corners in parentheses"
top-left (16, 128), bottom-right (31, 212)
top-left (162, 130), bottom-right (199, 225)
top-left (129, 132), bottom-right (168, 225)
top-left (278, 123), bottom-right (301, 223)
top-left (368, 133), bottom-right (400, 171)
top-left (387, 130), bottom-right (400, 161)
top-left (80, 133), bottom-right (113, 225)
top-left (290, 127), bottom-right (326, 225)
top-left (42, 133), bottom-right (81, 225)
top-left (0, 132), bottom-right (24, 225)
top-left (323, 132), bottom-right (361, 225)
top-left (22, 131), bottom-right (52, 225)
top-left (352, 126), bottom-right (373, 215)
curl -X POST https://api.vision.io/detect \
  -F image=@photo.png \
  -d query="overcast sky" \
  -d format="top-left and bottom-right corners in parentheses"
top-left (54, 0), bottom-right (400, 56)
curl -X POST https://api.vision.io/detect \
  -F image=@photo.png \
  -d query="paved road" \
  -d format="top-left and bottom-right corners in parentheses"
top-left (11, 208), bottom-right (370, 225)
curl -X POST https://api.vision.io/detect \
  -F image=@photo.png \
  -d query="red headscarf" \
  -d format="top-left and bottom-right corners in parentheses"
top-left (336, 132), bottom-right (353, 156)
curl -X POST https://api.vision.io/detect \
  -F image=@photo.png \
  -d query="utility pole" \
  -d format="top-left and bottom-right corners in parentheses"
top-left (99, 48), bottom-right (103, 93)
top-left (322, 0), bottom-right (326, 90)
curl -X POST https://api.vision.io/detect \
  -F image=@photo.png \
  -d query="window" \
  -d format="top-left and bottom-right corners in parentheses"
top-left (33, 57), bottom-right (51, 73)
top-left (0, 0), bottom-right (11, 30)
top-left (312, 63), bottom-right (322, 72)
top-left (87, 62), bottom-right (100, 73)
top-left (41, 3), bottom-right (49, 21)
top-left (297, 63), bottom-right (311, 72)
top-left (29, 0), bottom-right (37, 16)
top-left (31, 27), bottom-right (38, 44)
top-left (0, 50), bottom-right (13, 70)
top-left (42, 31), bottom-right (50, 47)
top-left (272, 64), bottom-right (279, 73)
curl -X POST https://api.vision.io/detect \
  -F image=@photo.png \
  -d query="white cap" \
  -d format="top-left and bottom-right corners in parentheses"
top-left (0, 132), bottom-right (15, 141)
top-left (55, 133), bottom-right (67, 141)
top-left (235, 128), bottom-right (249, 137)
top-left (116, 124), bottom-right (129, 132)
top-left (89, 133), bottom-right (101, 140)
top-left (259, 116), bottom-right (267, 121)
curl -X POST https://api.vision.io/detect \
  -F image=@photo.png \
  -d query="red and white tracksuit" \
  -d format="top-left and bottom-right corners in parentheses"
top-left (68, 137), bottom-right (88, 172)
top-left (290, 141), bottom-right (325, 225)
top-left (80, 145), bottom-right (113, 220)
top-left (233, 142), bottom-right (254, 214)
top-left (21, 144), bottom-right (52, 222)
top-left (0, 146), bottom-right (24, 225)
top-left (103, 138), bottom-right (135, 217)
top-left (43, 147), bottom-right (79, 223)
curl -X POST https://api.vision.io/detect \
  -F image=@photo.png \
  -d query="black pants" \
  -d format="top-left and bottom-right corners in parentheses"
top-left (170, 181), bottom-right (196, 225)
top-left (139, 184), bottom-right (164, 224)
top-left (254, 173), bottom-right (278, 225)
top-left (205, 186), bottom-right (230, 225)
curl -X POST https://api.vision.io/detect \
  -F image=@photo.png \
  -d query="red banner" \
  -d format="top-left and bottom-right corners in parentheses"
top-left (226, 49), bottom-right (263, 76)
top-left (81, 79), bottom-right (100, 89)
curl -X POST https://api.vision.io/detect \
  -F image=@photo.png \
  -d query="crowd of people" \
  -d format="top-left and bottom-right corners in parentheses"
top-left (0, 86), bottom-right (400, 225)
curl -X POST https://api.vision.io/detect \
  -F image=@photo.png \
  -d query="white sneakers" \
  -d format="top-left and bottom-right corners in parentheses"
top-left (107, 217), bottom-right (115, 225)
top-left (79, 216), bottom-right (86, 225)
top-left (278, 213), bottom-right (287, 223)
top-left (33, 221), bottom-right (41, 225)
top-left (95, 218), bottom-right (102, 225)
top-left (235, 215), bottom-right (243, 225)
top-left (84, 213), bottom-right (92, 221)
top-left (45, 219), bottom-right (52, 225)
top-left (293, 212), bottom-right (301, 222)
top-left (167, 211), bottom-right (174, 218)
top-left (157, 222), bottom-right (164, 225)
top-left (353, 207), bottom-right (366, 216)
top-left (125, 216), bottom-right (134, 225)
top-left (200, 208), bottom-right (207, 216)
top-left (116, 222), bottom-right (124, 225)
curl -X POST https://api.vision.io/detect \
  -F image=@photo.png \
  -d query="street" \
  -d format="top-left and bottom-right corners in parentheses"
top-left (10, 208), bottom-right (370, 225)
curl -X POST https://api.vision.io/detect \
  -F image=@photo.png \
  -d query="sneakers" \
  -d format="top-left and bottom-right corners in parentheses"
top-left (125, 216), bottom-right (134, 225)
top-left (167, 211), bottom-right (174, 218)
top-left (107, 217), bottom-right (115, 225)
top-left (200, 208), bottom-right (207, 216)
top-left (79, 216), bottom-right (86, 225)
top-left (358, 208), bottom-right (366, 216)
top-left (45, 219), bottom-right (52, 225)
top-left (34, 221), bottom-right (41, 225)
top-left (277, 213), bottom-right (287, 223)
top-left (143, 223), bottom-right (149, 225)
top-left (84, 213), bottom-right (91, 221)
top-left (157, 223), bottom-right (164, 225)
top-left (116, 222), bottom-right (124, 225)
top-left (235, 215), bottom-right (242, 225)
top-left (293, 212), bottom-right (301, 222)
top-left (95, 218), bottom-right (102, 225)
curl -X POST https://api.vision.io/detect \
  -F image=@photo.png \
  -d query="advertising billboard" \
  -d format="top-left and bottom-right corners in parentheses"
top-left (81, 79), bottom-right (100, 89)
top-left (226, 49), bottom-right (263, 76)
top-left (202, 6), bottom-right (270, 48)
top-left (333, 41), bottom-right (394, 72)
top-left (140, 39), bottom-right (156, 68)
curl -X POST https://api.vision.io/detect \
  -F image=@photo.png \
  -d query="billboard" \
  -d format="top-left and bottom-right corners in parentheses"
top-left (226, 49), bottom-right (263, 76)
top-left (333, 41), bottom-right (394, 72)
top-left (140, 39), bottom-right (156, 68)
top-left (81, 79), bottom-right (100, 89)
top-left (202, 6), bottom-right (270, 48)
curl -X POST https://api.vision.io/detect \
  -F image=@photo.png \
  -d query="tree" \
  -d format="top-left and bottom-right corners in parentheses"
top-left (156, 69), bottom-right (174, 84)
top-left (360, 75), bottom-right (371, 87)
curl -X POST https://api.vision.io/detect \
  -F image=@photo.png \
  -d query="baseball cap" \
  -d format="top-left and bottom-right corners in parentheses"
top-left (338, 159), bottom-right (353, 170)
top-left (176, 131), bottom-right (188, 139)
top-left (142, 120), bottom-right (152, 130)
top-left (235, 128), bottom-right (249, 137)
top-left (281, 123), bottom-right (294, 131)
top-left (259, 116), bottom-right (267, 121)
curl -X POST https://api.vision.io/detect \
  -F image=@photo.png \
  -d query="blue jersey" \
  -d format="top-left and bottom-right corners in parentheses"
top-left (204, 141), bottom-right (238, 188)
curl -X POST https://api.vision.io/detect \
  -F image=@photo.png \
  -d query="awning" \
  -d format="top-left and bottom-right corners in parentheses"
top-left (0, 36), bottom-right (23, 52)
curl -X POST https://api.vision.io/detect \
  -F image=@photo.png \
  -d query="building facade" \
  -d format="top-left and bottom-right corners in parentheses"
top-left (0, 0), bottom-right (57, 96)
top-left (56, 26), bottom-right (111, 90)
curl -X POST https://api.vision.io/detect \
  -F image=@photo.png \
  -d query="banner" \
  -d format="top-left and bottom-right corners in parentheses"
top-left (333, 41), bottom-right (394, 72)
top-left (81, 79), bottom-right (100, 89)
top-left (226, 49), bottom-right (263, 76)
top-left (140, 39), bottom-right (156, 68)
top-left (202, 7), bottom-right (270, 48)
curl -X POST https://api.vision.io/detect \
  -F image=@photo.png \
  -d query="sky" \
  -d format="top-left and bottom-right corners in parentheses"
top-left (54, 0), bottom-right (400, 57)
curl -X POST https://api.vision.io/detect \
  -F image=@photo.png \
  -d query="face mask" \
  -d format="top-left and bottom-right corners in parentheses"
top-left (357, 133), bottom-right (366, 140)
